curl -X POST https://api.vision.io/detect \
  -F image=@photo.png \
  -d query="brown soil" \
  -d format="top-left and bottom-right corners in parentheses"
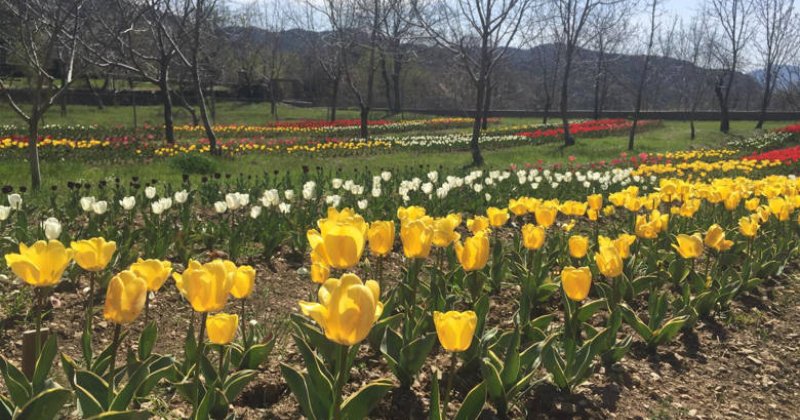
top-left (2, 248), bottom-right (799, 419)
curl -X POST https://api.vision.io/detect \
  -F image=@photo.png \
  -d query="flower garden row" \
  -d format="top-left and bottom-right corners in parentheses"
top-left (1, 124), bottom-right (799, 418)
top-left (0, 119), bottom-right (661, 161)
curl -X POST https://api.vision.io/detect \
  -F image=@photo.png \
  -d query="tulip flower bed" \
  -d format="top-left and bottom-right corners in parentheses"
top-left (1, 137), bottom-right (800, 418)
top-left (515, 119), bottom-right (662, 143)
top-left (745, 144), bottom-right (800, 163)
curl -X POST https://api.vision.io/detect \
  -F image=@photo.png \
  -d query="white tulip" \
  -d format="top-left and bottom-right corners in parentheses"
top-left (381, 171), bottom-right (392, 181)
top-left (41, 217), bottom-right (62, 240)
top-left (0, 205), bottom-right (10, 221)
top-left (250, 206), bottom-right (262, 219)
top-left (331, 178), bottom-right (343, 189)
top-left (151, 201), bottom-right (165, 215)
top-left (145, 186), bottom-right (157, 199)
top-left (485, 193), bottom-right (492, 201)
top-left (278, 202), bottom-right (291, 214)
top-left (92, 200), bottom-right (108, 215)
top-left (7, 193), bottom-right (22, 210)
top-left (119, 196), bottom-right (136, 210)
top-left (261, 189), bottom-right (280, 207)
top-left (284, 190), bottom-right (295, 201)
top-left (80, 196), bottom-right (96, 212)
top-left (214, 201), bottom-right (227, 213)
top-left (174, 190), bottom-right (189, 204)
top-left (357, 199), bottom-right (368, 210)
top-left (160, 197), bottom-right (173, 210)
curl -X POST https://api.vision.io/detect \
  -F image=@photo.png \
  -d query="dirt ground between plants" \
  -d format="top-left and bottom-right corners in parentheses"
top-left (1, 249), bottom-right (799, 419)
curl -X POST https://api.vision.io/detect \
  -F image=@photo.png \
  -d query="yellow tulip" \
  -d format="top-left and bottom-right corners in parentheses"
top-left (400, 217), bottom-right (434, 258)
top-left (71, 237), bottom-right (116, 272)
top-left (308, 209), bottom-right (367, 269)
top-left (614, 234), bottom-right (636, 259)
top-left (175, 259), bottom-right (235, 312)
top-left (433, 310), bottom-right (477, 352)
top-left (739, 216), bottom-right (760, 238)
top-left (4, 240), bottom-right (73, 287)
top-left (367, 221), bottom-right (395, 256)
top-left (454, 231), bottom-right (490, 272)
top-left (310, 250), bottom-right (331, 284)
top-left (534, 204), bottom-right (558, 228)
top-left (568, 235), bottom-right (589, 259)
top-left (704, 224), bottom-right (733, 252)
top-left (587, 194), bottom-right (603, 211)
top-left (745, 198), bottom-right (760, 211)
top-left (231, 265), bottom-right (256, 299)
top-left (594, 246), bottom-right (623, 278)
top-left (129, 258), bottom-right (172, 292)
top-left (561, 266), bottom-right (592, 301)
top-left (508, 198), bottom-right (529, 216)
top-left (103, 270), bottom-right (147, 325)
top-left (672, 234), bottom-right (704, 259)
top-left (466, 216), bottom-right (490, 234)
top-left (432, 217), bottom-right (461, 247)
top-left (206, 313), bottom-right (239, 345)
top-left (486, 207), bottom-right (510, 227)
top-left (397, 206), bottom-right (427, 222)
top-left (521, 224), bottom-right (546, 250)
top-left (299, 273), bottom-right (383, 346)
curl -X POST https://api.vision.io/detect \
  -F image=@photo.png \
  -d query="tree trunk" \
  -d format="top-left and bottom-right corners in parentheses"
top-left (392, 56), bottom-right (402, 113)
top-left (481, 77), bottom-right (492, 130)
top-left (129, 79), bottom-right (137, 129)
top-left (756, 66), bottom-right (773, 129)
top-left (359, 107), bottom-right (369, 139)
top-left (28, 114), bottom-right (42, 190)
top-left (330, 73), bottom-right (340, 122)
top-left (542, 100), bottom-right (550, 124)
top-left (159, 75), bottom-right (175, 144)
top-left (379, 51), bottom-right (393, 113)
top-left (84, 74), bottom-right (105, 110)
top-left (593, 43), bottom-right (604, 120)
top-left (192, 59), bottom-right (218, 155)
top-left (690, 119), bottom-right (696, 140)
top-left (714, 77), bottom-right (730, 133)
top-left (470, 76), bottom-right (486, 166)
top-left (270, 79), bottom-right (278, 119)
top-left (560, 49), bottom-right (575, 147)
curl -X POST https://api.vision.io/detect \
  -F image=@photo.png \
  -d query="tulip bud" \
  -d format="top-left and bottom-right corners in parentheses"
top-left (104, 270), bottom-right (148, 324)
top-left (521, 224), bottom-right (546, 250)
top-left (433, 310), bottom-right (477, 352)
top-left (561, 266), bottom-right (592, 301)
top-left (299, 273), bottom-right (383, 346)
top-left (5, 240), bottom-right (73, 287)
top-left (129, 258), bottom-right (173, 292)
top-left (41, 217), bottom-right (62, 240)
top-left (672, 234), bottom-right (704, 259)
top-left (568, 235), bottom-right (589, 259)
top-left (206, 313), bottom-right (239, 345)
top-left (367, 220), bottom-right (395, 256)
top-left (454, 231), bottom-right (490, 272)
top-left (71, 237), bottom-right (117, 272)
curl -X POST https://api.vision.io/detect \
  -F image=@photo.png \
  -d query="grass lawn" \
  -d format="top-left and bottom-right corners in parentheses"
top-left (0, 114), bottom-right (790, 189)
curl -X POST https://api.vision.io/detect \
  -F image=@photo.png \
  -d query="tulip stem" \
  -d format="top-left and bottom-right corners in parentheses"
top-left (144, 292), bottom-right (150, 324)
top-left (33, 287), bottom-right (43, 361)
top-left (108, 323), bottom-right (122, 391)
top-left (194, 312), bottom-right (207, 404)
top-left (218, 346), bottom-right (225, 382)
top-left (86, 273), bottom-right (95, 332)
top-left (377, 256), bottom-right (384, 290)
top-left (442, 351), bottom-right (458, 414)
top-left (332, 344), bottom-right (349, 420)
top-left (240, 298), bottom-right (247, 346)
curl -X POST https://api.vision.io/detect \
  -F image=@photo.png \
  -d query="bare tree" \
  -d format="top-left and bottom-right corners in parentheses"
top-left (587, 1), bottom-right (629, 120)
top-left (627, 0), bottom-right (659, 150)
top-left (752, 0), bottom-right (798, 128)
top-left (85, 0), bottom-right (188, 144)
top-left (0, 0), bottom-right (85, 189)
top-left (379, 0), bottom-right (418, 114)
top-left (707, 0), bottom-right (753, 133)
top-left (673, 15), bottom-right (714, 139)
top-left (413, 0), bottom-right (532, 166)
top-left (549, 0), bottom-right (622, 147)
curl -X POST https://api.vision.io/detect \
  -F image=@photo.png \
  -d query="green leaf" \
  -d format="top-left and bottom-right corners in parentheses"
top-left (86, 411), bottom-right (151, 420)
top-left (72, 371), bottom-right (108, 417)
top-left (429, 371), bottom-right (442, 420)
top-left (652, 316), bottom-right (689, 346)
top-left (399, 333), bottom-right (437, 381)
top-left (279, 363), bottom-right (318, 420)
top-left (138, 323), bottom-right (158, 361)
top-left (239, 340), bottom-right (274, 370)
top-left (192, 382), bottom-right (214, 420)
top-left (480, 356), bottom-right (505, 402)
top-left (576, 299), bottom-right (606, 323)
top-left (0, 356), bottom-right (32, 407)
top-left (110, 359), bottom-right (152, 411)
top-left (223, 369), bottom-right (256, 402)
top-left (453, 381), bottom-right (486, 420)
top-left (619, 304), bottom-right (653, 342)
top-left (82, 329), bottom-right (93, 367)
top-left (500, 330), bottom-right (521, 388)
top-left (13, 388), bottom-right (72, 420)
top-left (1, 394), bottom-right (14, 420)
top-left (32, 335), bottom-right (58, 394)
top-left (340, 378), bottom-right (394, 420)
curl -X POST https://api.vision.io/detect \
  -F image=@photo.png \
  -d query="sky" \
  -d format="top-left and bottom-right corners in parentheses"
top-left (661, 0), bottom-right (705, 19)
